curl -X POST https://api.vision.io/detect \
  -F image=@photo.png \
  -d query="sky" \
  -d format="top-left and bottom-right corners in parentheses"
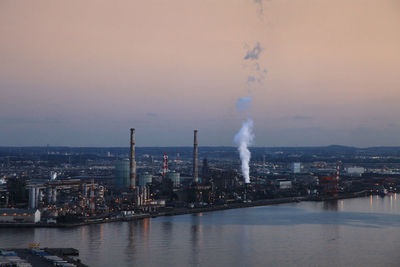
top-left (0, 0), bottom-right (399, 147)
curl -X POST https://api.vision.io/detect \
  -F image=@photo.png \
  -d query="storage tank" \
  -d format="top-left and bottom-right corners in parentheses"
top-left (139, 172), bottom-right (152, 186)
top-left (29, 187), bottom-right (36, 209)
top-left (114, 159), bottom-right (130, 188)
top-left (167, 171), bottom-right (181, 187)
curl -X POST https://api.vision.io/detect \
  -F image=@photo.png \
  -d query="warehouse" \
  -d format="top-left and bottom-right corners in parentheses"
top-left (0, 209), bottom-right (41, 223)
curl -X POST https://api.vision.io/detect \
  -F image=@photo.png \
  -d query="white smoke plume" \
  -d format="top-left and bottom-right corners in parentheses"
top-left (234, 43), bottom-right (263, 184)
top-left (235, 96), bottom-right (254, 183)
top-left (234, 119), bottom-right (254, 183)
top-left (233, 1), bottom-right (267, 184)
top-left (235, 43), bottom-right (265, 184)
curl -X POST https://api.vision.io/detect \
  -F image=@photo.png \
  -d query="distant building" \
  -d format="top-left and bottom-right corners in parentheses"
top-left (292, 162), bottom-right (301, 173)
top-left (346, 167), bottom-right (365, 176)
top-left (276, 180), bottom-right (292, 190)
top-left (202, 158), bottom-right (210, 183)
top-left (0, 209), bottom-right (41, 223)
top-left (114, 159), bottom-right (130, 188)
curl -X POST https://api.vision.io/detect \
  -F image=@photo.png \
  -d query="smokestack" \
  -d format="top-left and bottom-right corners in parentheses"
top-left (130, 128), bottom-right (136, 190)
top-left (193, 130), bottom-right (199, 183)
top-left (162, 152), bottom-right (168, 177)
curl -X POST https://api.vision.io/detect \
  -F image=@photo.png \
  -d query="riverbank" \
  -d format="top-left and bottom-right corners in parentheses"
top-left (306, 190), bottom-right (369, 201)
top-left (0, 191), bottom-right (369, 228)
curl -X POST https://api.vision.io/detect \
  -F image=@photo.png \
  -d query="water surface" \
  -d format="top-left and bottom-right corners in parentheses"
top-left (1, 195), bottom-right (400, 266)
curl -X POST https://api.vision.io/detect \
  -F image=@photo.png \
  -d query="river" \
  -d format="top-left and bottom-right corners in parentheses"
top-left (1, 195), bottom-right (400, 266)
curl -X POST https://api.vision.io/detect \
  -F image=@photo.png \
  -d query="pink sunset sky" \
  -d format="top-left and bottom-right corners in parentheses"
top-left (0, 0), bottom-right (399, 147)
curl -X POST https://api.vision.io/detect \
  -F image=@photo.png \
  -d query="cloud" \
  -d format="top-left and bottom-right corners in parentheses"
top-left (244, 43), bottom-right (263, 60)
top-left (146, 112), bottom-right (158, 117)
top-left (0, 117), bottom-right (63, 125)
top-left (292, 115), bottom-right (313, 121)
top-left (387, 123), bottom-right (400, 128)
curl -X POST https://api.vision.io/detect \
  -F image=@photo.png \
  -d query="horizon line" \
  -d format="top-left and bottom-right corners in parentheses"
top-left (0, 145), bottom-right (399, 149)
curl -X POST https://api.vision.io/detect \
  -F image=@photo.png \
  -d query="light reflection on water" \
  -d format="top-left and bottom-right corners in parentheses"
top-left (1, 196), bottom-right (400, 266)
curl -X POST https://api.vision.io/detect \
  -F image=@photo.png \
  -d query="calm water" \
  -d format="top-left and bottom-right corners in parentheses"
top-left (1, 195), bottom-right (400, 266)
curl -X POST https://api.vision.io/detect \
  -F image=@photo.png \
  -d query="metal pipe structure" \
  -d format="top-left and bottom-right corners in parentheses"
top-left (47, 187), bottom-right (52, 204)
top-left (193, 130), bottom-right (199, 183)
top-left (130, 128), bottom-right (137, 190)
top-left (51, 188), bottom-right (57, 204)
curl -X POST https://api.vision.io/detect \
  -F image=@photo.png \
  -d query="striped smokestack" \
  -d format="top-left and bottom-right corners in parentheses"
top-left (130, 128), bottom-right (136, 189)
top-left (193, 130), bottom-right (199, 183)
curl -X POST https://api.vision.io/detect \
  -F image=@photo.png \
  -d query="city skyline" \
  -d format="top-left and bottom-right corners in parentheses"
top-left (1, 0), bottom-right (399, 147)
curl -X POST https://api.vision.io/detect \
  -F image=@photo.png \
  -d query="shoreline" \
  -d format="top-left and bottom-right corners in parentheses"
top-left (0, 191), bottom-right (370, 229)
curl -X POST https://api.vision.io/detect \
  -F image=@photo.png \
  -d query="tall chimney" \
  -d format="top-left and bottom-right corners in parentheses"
top-left (193, 130), bottom-right (199, 183)
top-left (130, 128), bottom-right (136, 189)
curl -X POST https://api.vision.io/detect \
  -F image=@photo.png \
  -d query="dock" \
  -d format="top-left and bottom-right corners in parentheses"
top-left (0, 248), bottom-right (87, 267)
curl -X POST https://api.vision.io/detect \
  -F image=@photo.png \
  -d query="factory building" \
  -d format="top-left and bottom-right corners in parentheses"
top-left (319, 176), bottom-right (338, 195)
top-left (28, 186), bottom-right (42, 209)
top-left (346, 167), bottom-right (365, 176)
top-left (0, 209), bottom-right (41, 223)
top-left (114, 159), bottom-right (130, 188)
top-left (276, 179), bottom-right (292, 190)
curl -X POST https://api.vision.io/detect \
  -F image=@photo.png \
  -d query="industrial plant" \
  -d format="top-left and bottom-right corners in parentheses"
top-left (1, 129), bottom-right (400, 226)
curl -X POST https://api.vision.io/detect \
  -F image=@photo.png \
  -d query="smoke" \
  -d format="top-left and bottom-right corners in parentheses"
top-left (235, 43), bottom-right (263, 184)
top-left (235, 96), bottom-right (253, 183)
top-left (234, 2), bottom-right (267, 184)
top-left (253, 0), bottom-right (264, 15)
top-left (244, 42), bottom-right (263, 60)
top-left (234, 119), bottom-right (254, 183)
top-left (244, 44), bottom-right (268, 88)
top-left (236, 96), bottom-right (252, 113)
top-left (247, 76), bottom-right (256, 83)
